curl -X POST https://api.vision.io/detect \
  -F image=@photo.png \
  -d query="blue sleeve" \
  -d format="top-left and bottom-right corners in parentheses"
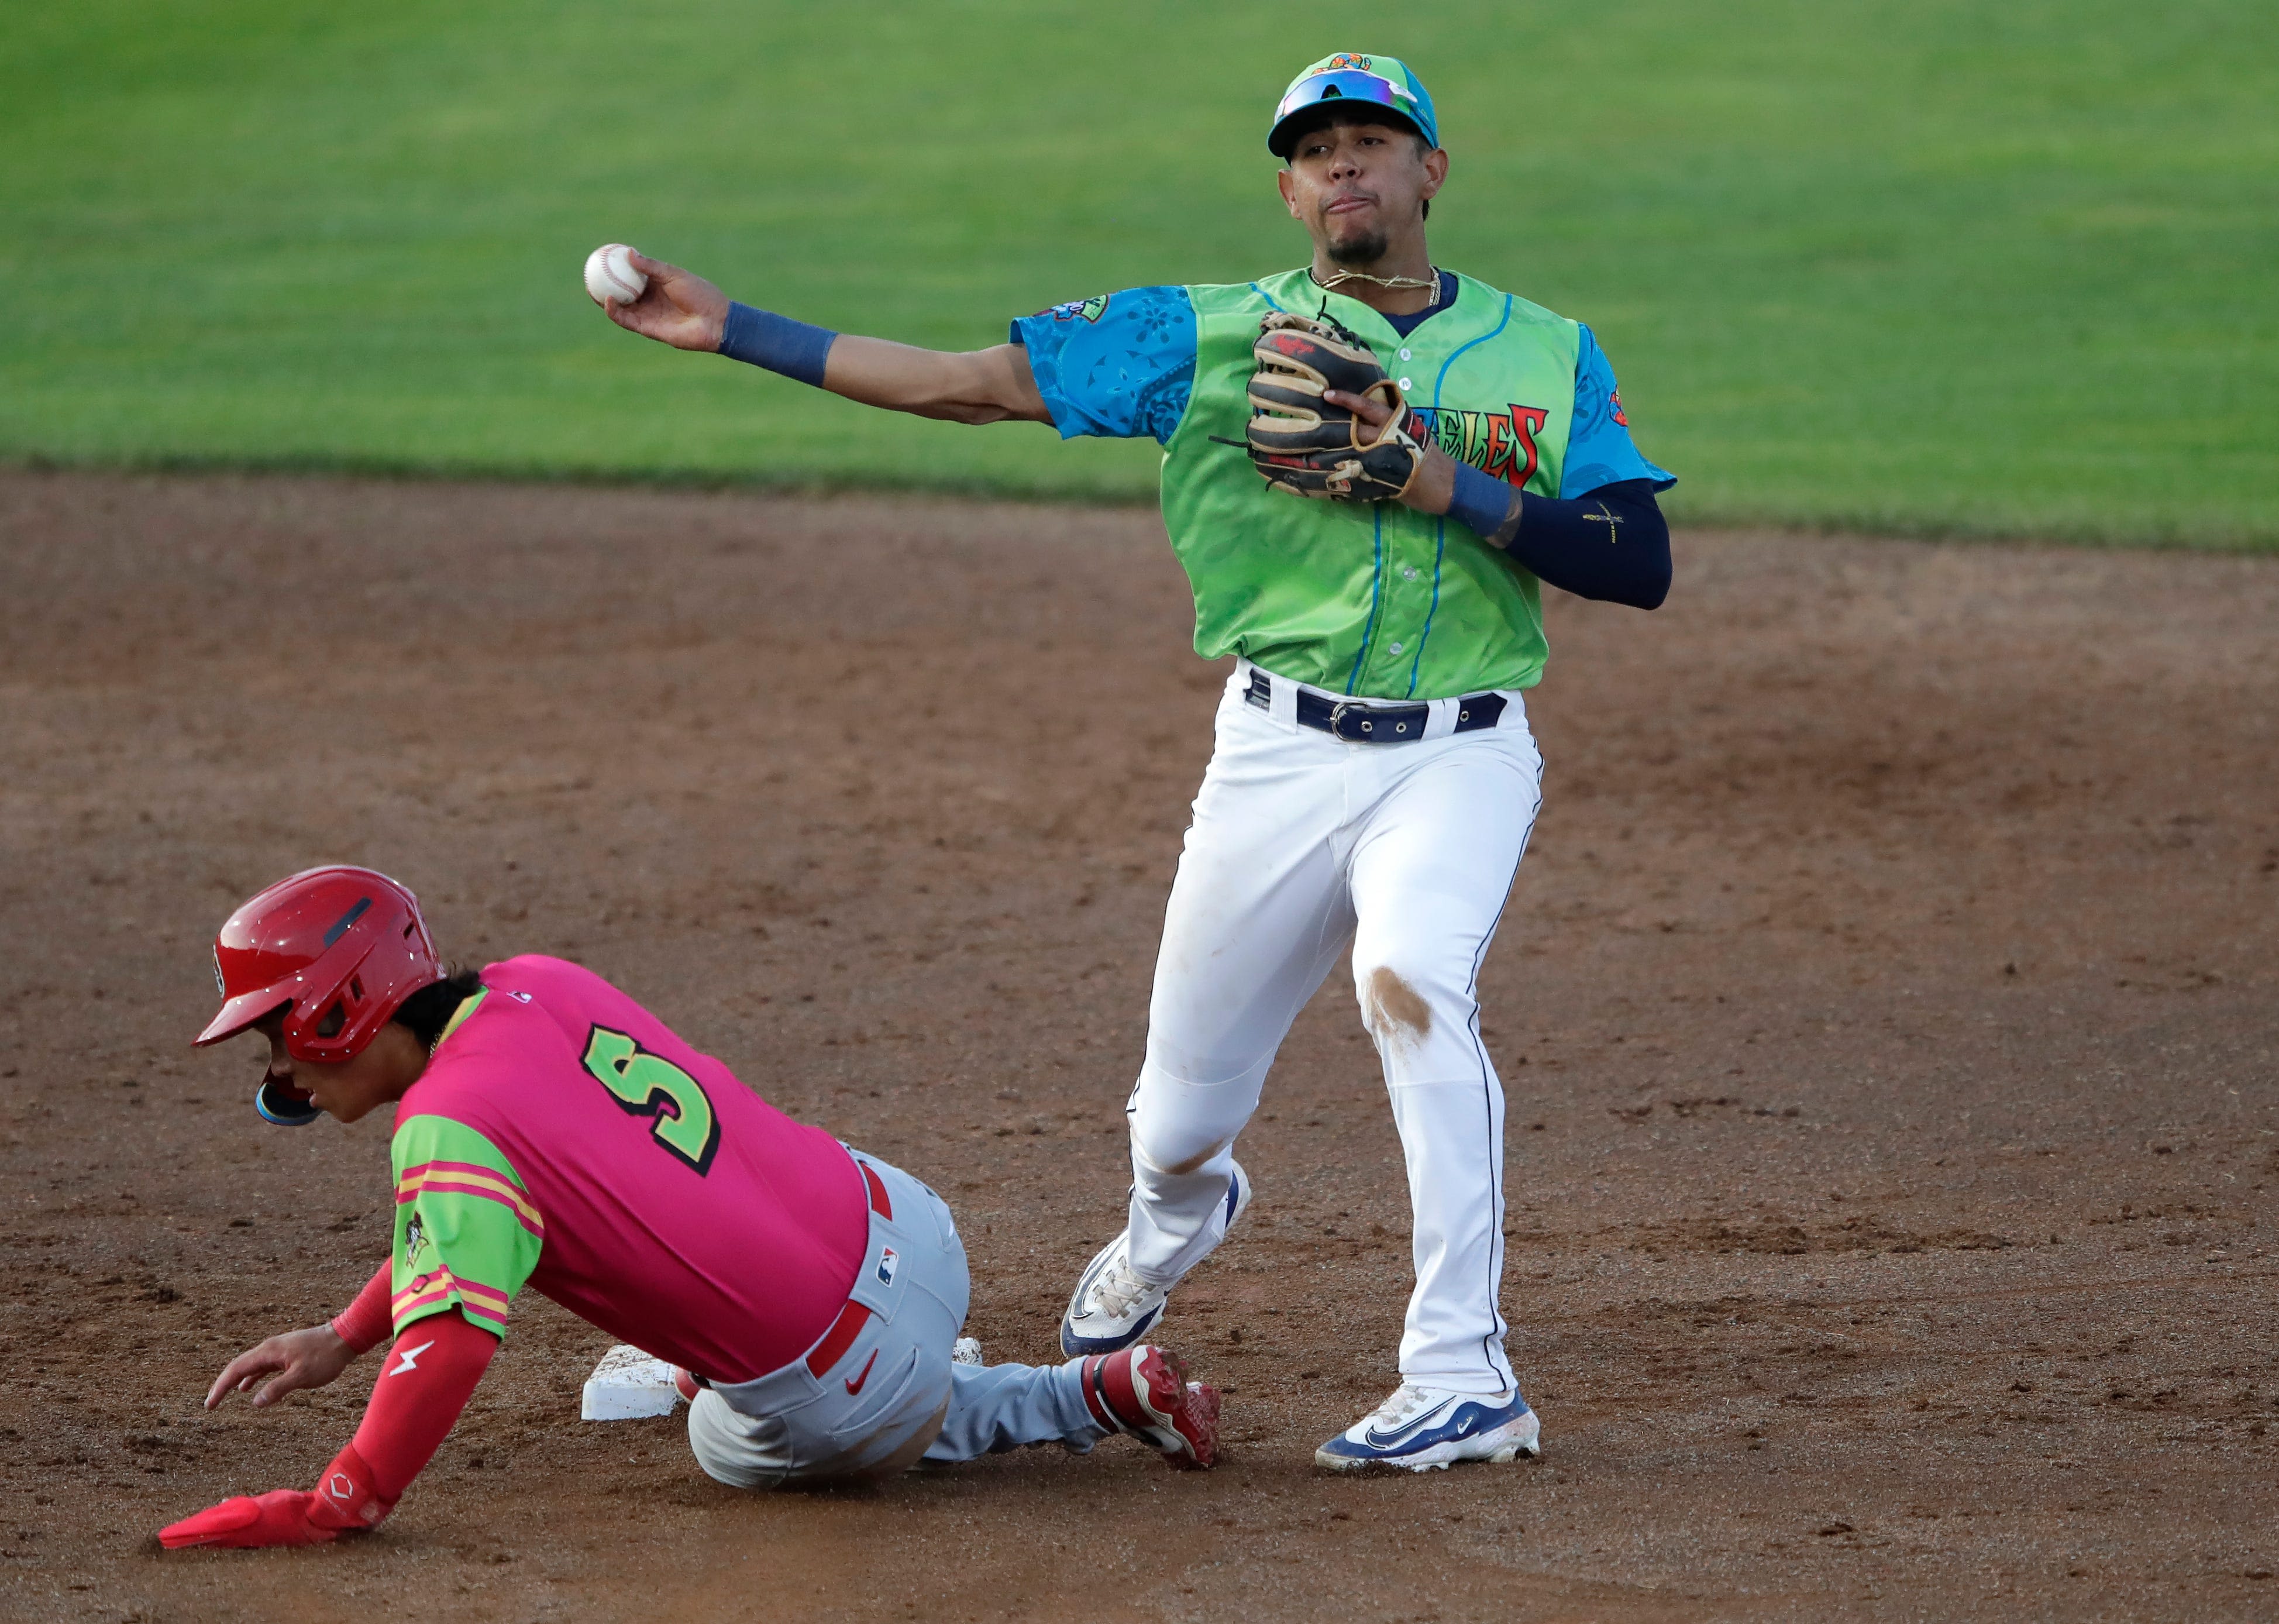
top-left (1008, 287), bottom-right (1196, 445)
top-left (1559, 325), bottom-right (1675, 498)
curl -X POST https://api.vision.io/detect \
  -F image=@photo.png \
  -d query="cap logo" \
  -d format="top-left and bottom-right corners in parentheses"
top-left (1326, 54), bottom-right (1373, 71)
top-left (322, 896), bottom-right (372, 947)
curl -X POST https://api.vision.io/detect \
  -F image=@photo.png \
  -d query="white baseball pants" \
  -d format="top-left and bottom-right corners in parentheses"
top-left (1122, 660), bottom-right (1544, 1395)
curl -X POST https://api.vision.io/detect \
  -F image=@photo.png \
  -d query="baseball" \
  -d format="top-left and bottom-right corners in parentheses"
top-left (583, 243), bottom-right (647, 307)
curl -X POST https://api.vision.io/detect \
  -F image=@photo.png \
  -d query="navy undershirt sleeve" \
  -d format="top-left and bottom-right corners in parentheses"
top-left (1447, 464), bottom-right (1669, 609)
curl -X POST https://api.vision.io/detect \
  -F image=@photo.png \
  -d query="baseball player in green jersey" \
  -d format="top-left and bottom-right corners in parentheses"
top-left (598, 53), bottom-right (1674, 1471)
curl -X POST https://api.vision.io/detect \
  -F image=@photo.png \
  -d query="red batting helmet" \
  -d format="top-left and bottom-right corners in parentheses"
top-left (196, 866), bottom-right (444, 1085)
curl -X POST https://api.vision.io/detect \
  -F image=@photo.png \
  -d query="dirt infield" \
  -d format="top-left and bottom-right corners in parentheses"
top-left (1, 469), bottom-right (2273, 1622)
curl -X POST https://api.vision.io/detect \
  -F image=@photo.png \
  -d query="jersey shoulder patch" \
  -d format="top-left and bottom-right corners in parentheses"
top-left (1040, 293), bottom-right (1110, 324)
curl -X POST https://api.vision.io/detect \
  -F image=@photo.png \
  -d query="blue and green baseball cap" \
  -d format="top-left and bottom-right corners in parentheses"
top-left (1267, 54), bottom-right (1438, 157)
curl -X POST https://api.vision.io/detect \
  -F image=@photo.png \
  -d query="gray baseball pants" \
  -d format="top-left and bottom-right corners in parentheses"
top-left (686, 1150), bottom-right (1108, 1487)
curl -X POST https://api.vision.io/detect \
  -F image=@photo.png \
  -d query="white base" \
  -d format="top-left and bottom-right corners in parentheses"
top-left (581, 1344), bottom-right (683, 1421)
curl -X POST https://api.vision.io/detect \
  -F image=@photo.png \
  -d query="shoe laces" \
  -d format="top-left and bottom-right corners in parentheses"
top-left (1089, 1253), bottom-right (1152, 1320)
top-left (1368, 1384), bottom-right (1434, 1427)
top-left (1367, 1382), bottom-right (1510, 1428)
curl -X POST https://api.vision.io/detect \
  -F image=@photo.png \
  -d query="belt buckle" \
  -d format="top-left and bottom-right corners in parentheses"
top-left (1327, 700), bottom-right (1378, 741)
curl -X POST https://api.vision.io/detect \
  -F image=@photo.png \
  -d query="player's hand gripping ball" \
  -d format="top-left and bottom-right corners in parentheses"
top-left (583, 243), bottom-right (648, 307)
top-left (1234, 311), bottom-right (1426, 503)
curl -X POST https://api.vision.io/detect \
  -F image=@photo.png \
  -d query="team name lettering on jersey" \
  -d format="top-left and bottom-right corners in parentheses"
top-left (1409, 404), bottom-right (1551, 488)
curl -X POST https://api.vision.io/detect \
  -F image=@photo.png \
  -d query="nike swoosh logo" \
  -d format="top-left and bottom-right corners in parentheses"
top-left (844, 1350), bottom-right (880, 1396)
top-left (1366, 1420), bottom-right (1445, 1447)
top-left (1362, 1399), bottom-right (1471, 1449)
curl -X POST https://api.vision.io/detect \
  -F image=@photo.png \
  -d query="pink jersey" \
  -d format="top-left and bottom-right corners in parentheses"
top-left (387, 955), bottom-right (870, 1382)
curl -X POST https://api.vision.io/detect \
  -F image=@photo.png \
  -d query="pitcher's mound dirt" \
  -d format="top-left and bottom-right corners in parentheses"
top-left (1, 470), bottom-right (2273, 1622)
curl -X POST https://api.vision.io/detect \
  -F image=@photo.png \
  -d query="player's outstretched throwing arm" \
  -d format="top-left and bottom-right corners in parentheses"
top-left (598, 252), bottom-right (1053, 426)
top-left (594, 252), bottom-right (1669, 611)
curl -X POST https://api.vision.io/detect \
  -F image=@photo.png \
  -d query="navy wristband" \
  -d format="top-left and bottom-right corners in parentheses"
top-left (717, 301), bottom-right (836, 387)
top-left (1446, 460), bottom-right (1519, 541)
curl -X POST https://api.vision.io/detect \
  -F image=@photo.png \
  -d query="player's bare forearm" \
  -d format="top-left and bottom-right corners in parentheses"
top-left (1401, 439), bottom-right (1459, 517)
top-left (601, 252), bottom-right (1048, 425)
top-left (821, 336), bottom-right (1050, 425)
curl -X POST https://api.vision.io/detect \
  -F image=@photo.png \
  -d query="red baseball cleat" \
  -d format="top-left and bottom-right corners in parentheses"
top-left (1078, 1345), bottom-right (1220, 1470)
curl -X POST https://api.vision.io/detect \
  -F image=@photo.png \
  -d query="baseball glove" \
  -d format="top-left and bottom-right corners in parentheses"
top-left (1224, 309), bottom-right (1426, 503)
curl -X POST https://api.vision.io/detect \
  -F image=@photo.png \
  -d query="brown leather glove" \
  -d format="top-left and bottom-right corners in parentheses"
top-left (1232, 309), bottom-right (1426, 502)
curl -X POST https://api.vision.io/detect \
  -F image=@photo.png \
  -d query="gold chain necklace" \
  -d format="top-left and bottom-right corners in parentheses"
top-left (1310, 263), bottom-right (1440, 293)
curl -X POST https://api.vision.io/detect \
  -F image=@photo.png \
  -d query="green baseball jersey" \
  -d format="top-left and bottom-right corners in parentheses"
top-left (1013, 269), bottom-right (1672, 700)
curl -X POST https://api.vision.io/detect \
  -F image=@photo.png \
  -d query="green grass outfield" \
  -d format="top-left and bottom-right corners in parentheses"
top-left (3, 1), bottom-right (2273, 545)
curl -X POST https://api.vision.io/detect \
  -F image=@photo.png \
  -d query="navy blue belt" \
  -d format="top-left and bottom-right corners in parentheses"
top-left (1244, 670), bottom-right (1507, 744)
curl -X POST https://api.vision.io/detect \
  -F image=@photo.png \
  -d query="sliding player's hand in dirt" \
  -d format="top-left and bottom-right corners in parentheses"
top-left (205, 1324), bottom-right (357, 1409)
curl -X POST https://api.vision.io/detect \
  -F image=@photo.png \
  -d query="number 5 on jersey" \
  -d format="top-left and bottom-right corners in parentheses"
top-left (581, 1026), bottom-right (722, 1175)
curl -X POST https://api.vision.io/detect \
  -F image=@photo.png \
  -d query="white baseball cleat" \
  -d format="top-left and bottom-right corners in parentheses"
top-left (1059, 1162), bottom-right (1251, 1357)
top-left (1314, 1383), bottom-right (1542, 1472)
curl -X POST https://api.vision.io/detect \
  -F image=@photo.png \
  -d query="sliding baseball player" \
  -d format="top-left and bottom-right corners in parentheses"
top-left (160, 866), bottom-right (1217, 1550)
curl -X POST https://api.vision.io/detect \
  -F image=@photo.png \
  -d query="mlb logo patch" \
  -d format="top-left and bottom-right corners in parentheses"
top-left (876, 1246), bottom-right (898, 1287)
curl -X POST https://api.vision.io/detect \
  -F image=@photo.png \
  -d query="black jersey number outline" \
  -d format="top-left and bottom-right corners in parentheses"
top-left (580, 1025), bottom-right (721, 1175)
